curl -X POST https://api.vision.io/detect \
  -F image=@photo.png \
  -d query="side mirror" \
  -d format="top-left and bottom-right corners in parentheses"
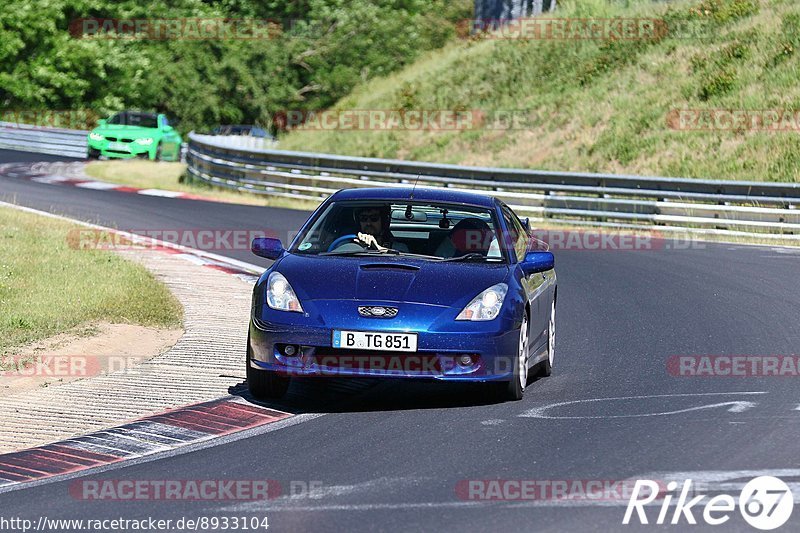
top-left (520, 251), bottom-right (554, 275)
top-left (252, 238), bottom-right (284, 260)
top-left (162, 124), bottom-right (174, 133)
top-left (521, 218), bottom-right (530, 231)
top-left (98, 119), bottom-right (107, 127)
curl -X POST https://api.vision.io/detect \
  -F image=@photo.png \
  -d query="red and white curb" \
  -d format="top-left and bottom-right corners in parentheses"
top-left (0, 162), bottom-right (228, 204)
top-left (30, 173), bottom-right (220, 202)
top-left (0, 200), bottom-right (265, 284)
top-left (0, 397), bottom-right (290, 489)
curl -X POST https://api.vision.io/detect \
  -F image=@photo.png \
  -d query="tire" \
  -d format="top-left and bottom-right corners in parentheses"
top-left (154, 143), bottom-right (163, 161)
top-left (246, 341), bottom-right (290, 399)
top-left (87, 148), bottom-right (100, 160)
top-left (537, 300), bottom-right (556, 378)
top-left (498, 311), bottom-right (529, 401)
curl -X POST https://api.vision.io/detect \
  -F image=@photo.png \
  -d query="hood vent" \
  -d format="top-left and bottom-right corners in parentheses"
top-left (359, 263), bottom-right (420, 272)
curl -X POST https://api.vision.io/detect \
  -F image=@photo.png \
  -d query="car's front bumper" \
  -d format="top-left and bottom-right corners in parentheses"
top-left (87, 139), bottom-right (153, 159)
top-left (248, 316), bottom-right (520, 382)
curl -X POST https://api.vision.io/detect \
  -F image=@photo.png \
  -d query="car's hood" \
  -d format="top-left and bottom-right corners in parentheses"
top-left (275, 253), bottom-right (509, 308)
top-left (92, 125), bottom-right (159, 137)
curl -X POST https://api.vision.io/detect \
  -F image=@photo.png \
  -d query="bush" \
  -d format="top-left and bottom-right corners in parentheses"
top-left (0, 0), bottom-right (472, 134)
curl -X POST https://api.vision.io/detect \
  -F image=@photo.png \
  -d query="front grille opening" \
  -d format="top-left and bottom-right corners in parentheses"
top-left (312, 349), bottom-right (442, 373)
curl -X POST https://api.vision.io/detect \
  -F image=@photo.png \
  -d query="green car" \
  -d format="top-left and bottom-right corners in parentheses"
top-left (87, 111), bottom-right (183, 161)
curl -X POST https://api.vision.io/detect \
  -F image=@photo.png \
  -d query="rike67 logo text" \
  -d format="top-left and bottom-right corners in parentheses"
top-left (624, 476), bottom-right (793, 530)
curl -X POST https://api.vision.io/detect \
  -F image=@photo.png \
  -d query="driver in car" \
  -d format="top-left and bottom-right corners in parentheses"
top-left (355, 206), bottom-right (409, 252)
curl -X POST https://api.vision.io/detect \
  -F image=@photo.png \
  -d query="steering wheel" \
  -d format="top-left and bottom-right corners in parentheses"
top-left (327, 234), bottom-right (360, 252)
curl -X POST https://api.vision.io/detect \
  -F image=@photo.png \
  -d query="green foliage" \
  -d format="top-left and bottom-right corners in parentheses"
top-left (768, 11), bottom-right (800, 66)
top-left (0, 0), bottom-right (471, 132)
top-left (693, 34), bottom-right (756, 100)
top-left (688, 0), bottom-right (759, 23)
top-left (698, 67), bottom-right (737, 100)
top-left (576, 37), bottom-right (658, 87)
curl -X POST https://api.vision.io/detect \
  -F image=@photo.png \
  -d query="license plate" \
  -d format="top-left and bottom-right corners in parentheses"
top-left (108, 142), bottom-right (129, 151)
top-left (332, 330), bottom-right (417, 352)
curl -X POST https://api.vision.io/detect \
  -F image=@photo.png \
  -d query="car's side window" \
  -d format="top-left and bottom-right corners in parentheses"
top-left (502, 206), bottom-right (528, 262)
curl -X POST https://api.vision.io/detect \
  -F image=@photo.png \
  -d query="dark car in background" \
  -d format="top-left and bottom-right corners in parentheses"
top-left (211, 124), bottom-right (274, 140)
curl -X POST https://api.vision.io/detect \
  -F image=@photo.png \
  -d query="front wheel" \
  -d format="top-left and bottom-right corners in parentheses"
top-left (246, 342), bottom-right (290, 399)
top-left (536, 300), bottom-right (556, 378)
top-left (498, 311), bottom-right (529, 401)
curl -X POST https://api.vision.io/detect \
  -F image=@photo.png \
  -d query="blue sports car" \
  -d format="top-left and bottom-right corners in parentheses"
top-left (248, 187), bottom-right (557, 401)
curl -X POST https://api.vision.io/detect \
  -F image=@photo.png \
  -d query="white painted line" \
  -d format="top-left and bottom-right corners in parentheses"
top-left (138, 189), bottom-right (184, 198)
top-left (103, 426), bottom-right (186, 446)
top-left (519, 392), bottom-right (767, 419)
top-left (31, 175), bottom-right (70, 184)
top-left (176, 253), bottom-right (208, 266)
top-left (124, 421), bottom-right (209, 442)
top-left (63, 438), bottom-right (133, 456)
top-left (89, 431), bottom-right (171, 454)
top-left (74, 181), bottom-right (120, 190)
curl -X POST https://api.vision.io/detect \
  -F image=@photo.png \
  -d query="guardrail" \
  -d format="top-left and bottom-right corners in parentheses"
top-left (0, 122), bottom-right (201, 162)
top-left (187, 132), bottom-right (800, 241)
top-left (0, 122), bottom-right (88, 158)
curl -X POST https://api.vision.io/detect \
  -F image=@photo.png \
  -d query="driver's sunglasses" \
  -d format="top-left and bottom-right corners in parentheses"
top-left (359, 215), bottom-right (381, 223)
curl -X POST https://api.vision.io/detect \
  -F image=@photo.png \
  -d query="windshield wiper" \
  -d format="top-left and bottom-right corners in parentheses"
top-left (320, 248), bottom-right (401, 256)
top-left (442, 253), bottom-right (500, 262)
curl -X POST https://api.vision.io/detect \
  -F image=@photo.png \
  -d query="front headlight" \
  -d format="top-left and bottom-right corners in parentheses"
top-left (266, 272), bottom-right (303, 313)
top-left (89, 132), bottom-right (104, 141)
top-left (134, 138), bottom-right (154, 145)
top-left (456, 283), bottom-right (508, 321)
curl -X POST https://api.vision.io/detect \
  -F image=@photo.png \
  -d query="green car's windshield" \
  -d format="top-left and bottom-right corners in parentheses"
top-left (107, 111), bottom-right (159, 129)
top-left (291, 200), bottom-right (507, 262)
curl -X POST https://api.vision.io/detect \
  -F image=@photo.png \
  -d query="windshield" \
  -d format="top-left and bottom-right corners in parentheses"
top-left (107, 111), bottom-right (159, 129)
top-left (291, 200), bottom-right (506, 261)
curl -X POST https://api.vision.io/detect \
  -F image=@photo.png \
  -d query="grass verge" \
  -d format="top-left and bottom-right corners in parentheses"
top-left (84, 160), bottom-right (321, 210)
top-left (0, 206), bottom-right (183, 355)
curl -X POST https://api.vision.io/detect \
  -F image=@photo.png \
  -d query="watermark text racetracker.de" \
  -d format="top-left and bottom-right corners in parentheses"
top-left (273, 108), bottom-right (585, 132)
top-left (464, 18), bottom-right (665, 41)
top-left (67, 228), bottom-right (286, 252)
top-left (668, 355), bottom-right (800, 377)
top-left (69, 479), bottom-right (279, 501)
top-left (0, 355), bottom-right (144, 378)
top-left (69, 17), bottom-right (282, 40)
top-left (463, 17), bottom-right (747, 42)
top-left (529, 230), bottom-right (704, 251)
top-left (667, 109), bottom-right (800, 132)
top-left (456, 479), bottom-right (662, 502)
top-left (68, 478), bottom-right (324, 501)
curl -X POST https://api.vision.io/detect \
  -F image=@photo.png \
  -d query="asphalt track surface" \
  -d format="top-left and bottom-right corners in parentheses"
top-left (1, 149), bottom-right (799, 532)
